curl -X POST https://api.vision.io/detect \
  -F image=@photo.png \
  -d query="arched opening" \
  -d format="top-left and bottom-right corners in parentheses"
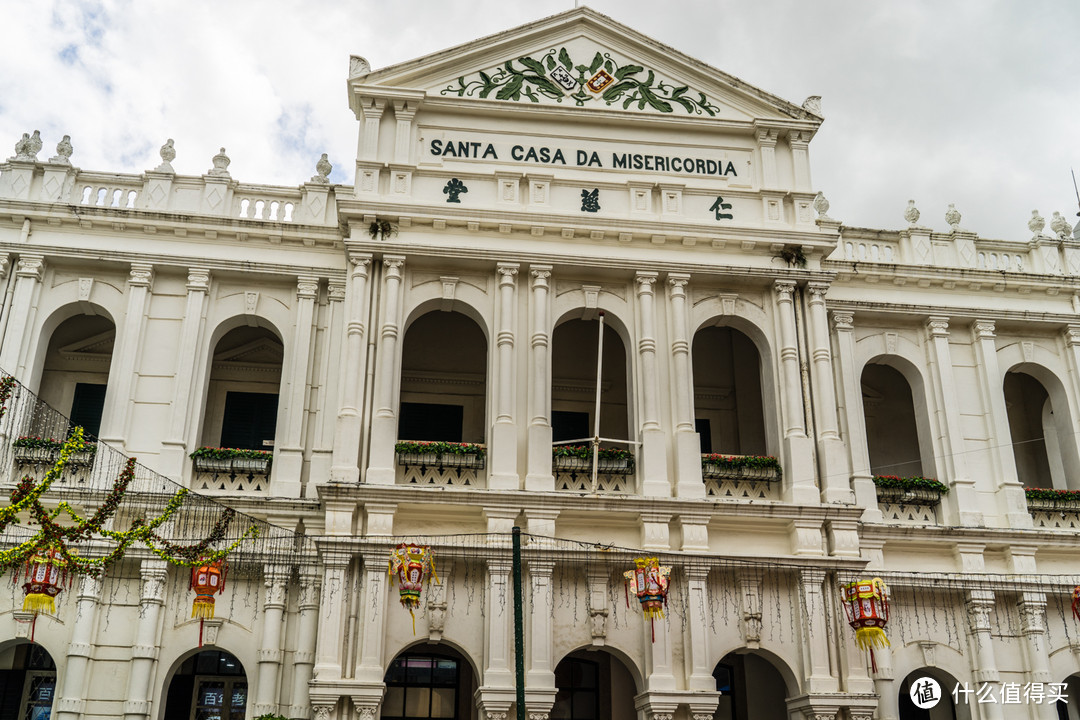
top-left (0, 642), bottom-right (57, 720)
top-left (398, 311), bottom-right (488, 445)
top-left (691, 326), bottom-right (767, 456)
top-left (163, 649), bottom-right (247, 720)
top-left (1004, 370), bottom-right (1057, 488)
top-left (381, 643), bottom-right (478, 720)
top-left (898, 667), bottom-right (969, 719)
top-left (553, 649), bottom-right (638, 720)
top-left (1056, 672), bottom-right (1079, 719)
top-left (862, 363), bottom-right (926, 478)
top-left (712, 650), bottom-right (792, 720)
top-left (37, 313), bottom-right (115, 438)
top-left (194, 324), bottom-right (283, 490)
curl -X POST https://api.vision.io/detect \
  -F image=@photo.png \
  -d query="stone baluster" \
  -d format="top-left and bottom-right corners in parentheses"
top-left (161, 268), bottom-right (210, 481)
top-left (490, 263), bottom-right (520, 489)
top-left (331, 252), bottom-right (372, 483)
top-left (288, 566), bottom-right (322, 718)
top-left (54, 574), bottom-right (103, 720)
top-left (0, 254), bottom-right (44, 378)
top-left (252, 565), bottom-right (291, 716)
top-left (98, 263), bottom-right (154, 449)
top-left (365, 256), bottom-right (405, 484)
top-left (122, 560), bottom-right (168, 720)
top-left (274, 276), bottom-right (319, 497)
top-left (525, 265), bottom-right (554, 491)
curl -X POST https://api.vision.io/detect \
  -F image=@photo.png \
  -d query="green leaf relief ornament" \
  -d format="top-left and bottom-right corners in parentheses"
top-left (442, 48), bottom-right (721, 116)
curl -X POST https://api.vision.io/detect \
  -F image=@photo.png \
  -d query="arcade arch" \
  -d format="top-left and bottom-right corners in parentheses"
top-left (381, 643), bottom-right (478, 720)
top-left (36, 313), bottom-right (116, 438)
top-left (552, 648), bottom-right (639, 720)
top-left (897, 667), bottom-right (969, 720)
top-left (0, 641), bottom-right (57, 720)
top-left (712, 649), bottom-right (794, 720)
top-left (860, 358), bottom-right (934, 478)
top-left (691, 325), bottom-right (768, 456)
top-left (162, 648), bottom-right (248, 720)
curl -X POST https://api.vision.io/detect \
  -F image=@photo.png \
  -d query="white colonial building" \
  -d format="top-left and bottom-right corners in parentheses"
top-left (2, 8), bottom-right (1080, 720)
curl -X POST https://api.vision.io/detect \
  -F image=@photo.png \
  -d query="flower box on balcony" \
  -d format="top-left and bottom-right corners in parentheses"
top-left (551, 446), bottom-right (635, 475)
top-left (395, 441), bottom-right (486, 470)
top-left (873, 476), bottom-right (948, 507)
top-left (1024, 487), bottom-right (1080, 513)
top-left (700, 454), bottom-right (782, 482)
top-left (190, 447), bottom-right (273, 475)
top-left (12, 437), bottom-right (96, 467)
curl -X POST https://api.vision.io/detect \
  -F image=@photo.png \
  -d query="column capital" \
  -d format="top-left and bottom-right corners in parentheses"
top-left (348, 251), bottom-right (373, 273)
top-left (128, 262), bottom-right (155, 289)
top-left (635, 270), bottom-right (659, 285)
top-left (973, 318), bottom-right (997, 339)
top-left (187, 267), bottom-right (211, 292)
top-left (926, 315), bottom-right (950, 337)
top-left (667, 272), bottom-right (690, 291)
top-left (1064, 324), bottom-right (1080, 347)
top-left (756, 127), bottom-right (779, 146)
top-left (497, 262), bottom-right (520, 280)
top-left (383, 254), bottom-right (405, 271)
top-left (328, 280), bottom-right (346, 301)
top-left (0, 256), bottom-right (9, 280)
top-left (774, 279), bottom-right (796, 301)
top-left (832, 311), bottom-right (854, 331)
top-left (297, 276), bottom-right (320, 300)
top-left (806, 281), bottom-right (829, 301)
top-left (530, 264), bottom-right (552, 283)
top-left (15, 254), bottom-right (44, 280)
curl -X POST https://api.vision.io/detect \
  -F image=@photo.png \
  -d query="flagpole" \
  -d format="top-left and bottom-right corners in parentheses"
top-left (592, 311), bottom-right (605, 492)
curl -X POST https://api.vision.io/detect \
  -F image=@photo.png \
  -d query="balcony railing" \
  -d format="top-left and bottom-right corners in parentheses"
top-left (873, 476), bottom-right (946, 525)
top-left (395, 441), bottom-right (486, 487)
top-left (701, 454), bottom-right (781, 500)
top-left (12, 439), bottom-right (96, 468)
top-left (1025, 488), bottom-right (1080, 530)
top-left (190, 448), bottom-right (272, 494)
top-left (551, 446), bottom-right (635, 494)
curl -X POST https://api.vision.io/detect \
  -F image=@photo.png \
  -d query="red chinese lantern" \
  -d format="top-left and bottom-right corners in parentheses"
top-left (1072, 586), bottom-right (1080, 623)
top-left (21, 548), bottom-right (70, 615)
top-left (623, 557), bottom-right (671, 642)
top-left (388, 544), bottom-right (439, 634)
top-left (190, 560), bottom-right (227, 619)
top-left (841, 577), bottom-right (890, 672)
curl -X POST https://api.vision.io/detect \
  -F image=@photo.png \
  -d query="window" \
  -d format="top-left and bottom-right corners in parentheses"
top-left (696, 418), bottom-right (712, 454)
top-left (552, 410), bottom-right (589, 443)
top-left (382, 654), bottom-right (459, 719)
top-left (69, 382), bottom-right (107, 438)
top-left (399, 402), bottom-right (464, 443)
top-left (164, 651), bottom-right (247, 720)
top-left (218, 392), bottom-right (278, 450)
top-left (552, 657), bottom-right (599, 720)
top-left (0, 644), bottom-right (56, 720)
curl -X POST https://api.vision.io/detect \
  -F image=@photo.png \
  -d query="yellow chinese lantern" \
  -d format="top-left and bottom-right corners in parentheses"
top-left (388, 543), bottom-right (439, 634)
top-left (21, 548), bottom-right (70, 615)
top-left (190, 560), bottom-right (227, 619)
top-left (841, 577), bottom-right (890, 672)
top-left (624, 557), bottom-right (671, 642)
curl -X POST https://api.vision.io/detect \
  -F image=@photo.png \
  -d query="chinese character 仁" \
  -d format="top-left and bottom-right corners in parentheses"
top-left (710, 196), bottom-right (733, 220)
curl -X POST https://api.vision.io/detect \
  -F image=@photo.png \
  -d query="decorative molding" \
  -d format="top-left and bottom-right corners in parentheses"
top-left (16, 255), bottom-right (44, 280)
top-left (832, 311), bottom-right (853, 331)
top-left (973, 319), bottom-right (996, 339)
top-left (774, 279), bottom-right (795, 302)
top-left (187, 268), bottom-right (210, 292)
top-left (297, 276), bottom-right (320, 299)
top-left (128, 263), bottom-right (154, 289)
top-left (926, 315), bottom-right (950, 337)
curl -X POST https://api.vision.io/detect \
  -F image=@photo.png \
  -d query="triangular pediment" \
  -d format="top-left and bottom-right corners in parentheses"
top-left (58, 330), bottom-right (115, 361)
top-left (351, 7), bottom-right (820, 125)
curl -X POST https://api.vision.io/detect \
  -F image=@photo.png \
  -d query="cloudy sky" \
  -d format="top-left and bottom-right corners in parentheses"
top-left (1, 0), bottom-right (1077, 240)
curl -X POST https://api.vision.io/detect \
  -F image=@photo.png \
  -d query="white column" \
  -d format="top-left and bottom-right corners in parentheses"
top-left (798, 569), bottom-right (838, 694)
top-left (331, 253), bottom-right (372, 483)
top-left (482, 560), bottom-right (515, 688)
top-left (365, 256), bottom-right (405, 484)
top-left (966, 590), bottom-right (1004, 720)
top-left (489, 263), bottom-right (520, 490)
top-left (309, 279), bottom-right (346, 485)
top-left (161, 268), bottom-right (210, 481)
top-left (871, 644), bottom-right (899, 720)
top-left (805, 282), bottom-right (851, 503)
top-left (757, 128), bottom-right (779, 188)
top-left (668, 274), bottom-right (703, 499)
top-left (1018, 593), bottom-right (1059, 720)
top-left (525, 265), bottom-right (554, 491)
top-left (774, 281), bottom-right (816, 503)
top-left (684, 566), bottom-right (713, 692)
top-left (789, 130), bottom-right (812, 191)
top-left (288, 566), bottom-right (322, 718)
top-left (925, 317), bottom-right (981, 525)
top-left (355, 552), bottom-right (390, 682)
top-left (99, 262), bottom-right (154, 447)
top-left (54, 574), bottom-right (102, 720)
top-left (313, 550), bottom-right (350, 680)
top-left (635, 272), bottom-right (669, 497)
top-left (274, 277), bottom-right (319, 497)
top-left (832, 312), bottom-right (881, 520)
top-left (525, 560), bottom-right (556, 717)
top-left (972, 319), bottom-right (1030, 527)
top-left (0, 254), bottom-right (44, 378)
top-left (253, 565), bottom-right (290, 716)
top-left (122, 560), bottom-right (168, 720)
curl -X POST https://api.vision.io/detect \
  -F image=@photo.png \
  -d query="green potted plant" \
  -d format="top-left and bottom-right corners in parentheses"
top-left (394, 441), bottom-right (486, 469)
top-left (872, 475), bottom-right (948, 506)
top-left (190, 447), bottom-right (273, 475)
top-left (13, 435), bottom-right (97, 467)
top-left (700, 454), bottom-right (782, 481)
top-left (551, 445), bottom-right (635, 475)
top-left (1024, 487), bottom-right (1080, 511)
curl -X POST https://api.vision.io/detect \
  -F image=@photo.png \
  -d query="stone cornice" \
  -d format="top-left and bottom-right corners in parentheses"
top-left (825, 298), bottom-right (1080, 327)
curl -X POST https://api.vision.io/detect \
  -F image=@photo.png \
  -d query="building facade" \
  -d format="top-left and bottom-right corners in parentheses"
top-left (2, 8), bottom-right (1080, 720)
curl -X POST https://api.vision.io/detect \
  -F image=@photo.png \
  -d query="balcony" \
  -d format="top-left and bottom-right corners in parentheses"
top-left (12, 437), bottom-right (96, 468)
top-left (395, 441), bottom-right (486, 487)
top-left (1025, 488), bottom-right (1080, 530)
top-left (190, 448), bottom-right (272, 494)
top-left (553, 446), bottom-right (634, 493)
top-left (701, 454), bottom-right (781, 501)
top-left (874, 476), bottom-right (946, 525)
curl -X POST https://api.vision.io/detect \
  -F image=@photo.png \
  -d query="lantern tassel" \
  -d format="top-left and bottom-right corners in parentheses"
top-left (854, 627), bottom-right (890, 651)
top-left (191, 597), bottom-right (216, 619)
top-left (23, 593), bottom-right (55, 615)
